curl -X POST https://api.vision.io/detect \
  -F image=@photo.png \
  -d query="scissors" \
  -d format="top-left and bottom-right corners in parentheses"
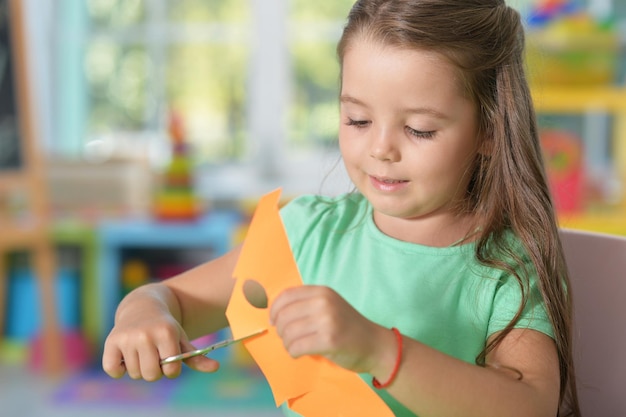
top-left (159, 329), bottom-right (267, 365)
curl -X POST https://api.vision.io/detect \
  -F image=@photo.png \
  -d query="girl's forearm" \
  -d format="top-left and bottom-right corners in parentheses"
top-left (374, 332), bottom-right (558, 417)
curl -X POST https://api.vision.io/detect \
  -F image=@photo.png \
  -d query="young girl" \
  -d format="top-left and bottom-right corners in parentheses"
top-left (102, 1), bottom-right (581, 416)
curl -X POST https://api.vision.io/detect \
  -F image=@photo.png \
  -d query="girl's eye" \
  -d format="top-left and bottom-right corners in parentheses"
top-left (406, 126), bottom-right (435, 139)
top-left (346, 118), bottom-right (370, 129)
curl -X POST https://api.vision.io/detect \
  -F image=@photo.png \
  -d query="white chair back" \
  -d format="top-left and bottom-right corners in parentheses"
top-left (560, 228), bottom-right (626, 417)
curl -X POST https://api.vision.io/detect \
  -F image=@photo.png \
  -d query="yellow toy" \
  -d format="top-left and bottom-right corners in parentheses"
top-left (153, 112), bottom-right (201, 221)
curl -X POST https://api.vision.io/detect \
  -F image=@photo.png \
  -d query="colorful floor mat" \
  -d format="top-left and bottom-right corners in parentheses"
top-left (52, 364), bottom-right (278, 412)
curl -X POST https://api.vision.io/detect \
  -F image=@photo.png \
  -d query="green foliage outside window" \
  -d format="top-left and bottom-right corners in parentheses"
top-left (78, 0), bottom-right (355, 164)
top-left (288, 0), bottom-right (354, 149)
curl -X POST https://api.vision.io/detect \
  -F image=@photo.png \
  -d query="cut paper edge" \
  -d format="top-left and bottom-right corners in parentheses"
top-left (225, 188), bottom-right (394, 416)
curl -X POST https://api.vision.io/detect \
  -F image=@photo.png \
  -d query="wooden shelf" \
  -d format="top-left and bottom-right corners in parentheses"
top-left (0, 0), bottom-right (63, 375)
top-left (532, 85), bottom-right (626, 237)
top-left (559, 210), bottom-right (626, 237)
top-left (531, 86), bottom-right (626, 113)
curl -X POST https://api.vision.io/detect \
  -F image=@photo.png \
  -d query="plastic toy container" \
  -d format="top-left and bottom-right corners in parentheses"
top-left (526, 16), bottom-right (619, 86)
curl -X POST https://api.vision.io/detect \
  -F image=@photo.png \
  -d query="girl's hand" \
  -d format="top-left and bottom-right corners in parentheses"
top-left (269, 285), bottom-right (393, 375)
top-left (102, 313), bottom-right (220, 381)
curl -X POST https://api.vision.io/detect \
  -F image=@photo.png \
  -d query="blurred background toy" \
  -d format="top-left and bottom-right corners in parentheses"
top-left (525, 0), bottom-right (619, 86)
top-left (153, 111), bottom-right (201, 221)
top-left (120, 258), bottom-right (150, 296)
top-left (541, 129), bottom-right (585, 214)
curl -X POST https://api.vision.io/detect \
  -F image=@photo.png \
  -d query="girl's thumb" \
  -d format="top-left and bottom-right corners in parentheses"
top-left (180, 338), bottom-right (221, 373)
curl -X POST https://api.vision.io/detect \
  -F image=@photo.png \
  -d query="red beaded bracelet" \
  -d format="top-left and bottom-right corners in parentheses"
top-left (372, 327), bottom-right (403, 389)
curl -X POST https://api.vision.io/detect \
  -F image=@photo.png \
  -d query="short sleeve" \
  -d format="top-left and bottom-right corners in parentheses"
top-left (279, 195), bottom-right (327, 257)
top-left (279, 193), bottom-right (367, 261)
top-left (488, 257), bottom-right (555, 339)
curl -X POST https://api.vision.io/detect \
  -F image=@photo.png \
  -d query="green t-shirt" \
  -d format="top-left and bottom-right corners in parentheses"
top-left (278, 193), bottom-right (553, 417)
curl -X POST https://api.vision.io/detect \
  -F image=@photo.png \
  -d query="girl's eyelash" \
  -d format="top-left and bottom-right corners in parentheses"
top-left (406, 126), bottom-right (435, 139)
top-left (345, 118), bottom-right (435, 139)
top-left (345, 118), bottom-right (369, 128)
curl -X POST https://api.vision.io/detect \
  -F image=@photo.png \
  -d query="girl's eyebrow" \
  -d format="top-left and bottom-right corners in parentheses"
top-left (340, 94), bottom-right (448, 120)
top-left (340, 94), bottom-right (368, 107)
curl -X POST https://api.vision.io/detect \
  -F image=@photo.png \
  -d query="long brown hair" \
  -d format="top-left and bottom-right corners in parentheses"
top-left (337, 1), bottom-right (580, 415)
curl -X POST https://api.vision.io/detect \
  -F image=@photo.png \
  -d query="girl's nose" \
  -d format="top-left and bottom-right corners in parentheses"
top-left (369, 129), bottom-right (400, 162)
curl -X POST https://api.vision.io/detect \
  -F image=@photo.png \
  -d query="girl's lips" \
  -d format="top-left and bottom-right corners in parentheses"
top-left (370, 175), bottom-right (409, 192)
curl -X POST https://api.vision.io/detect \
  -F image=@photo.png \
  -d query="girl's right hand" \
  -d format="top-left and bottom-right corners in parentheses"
top-left (101, 313), bottom-right (220, 381)
top-left (102, 247), bottom-right (242, 381)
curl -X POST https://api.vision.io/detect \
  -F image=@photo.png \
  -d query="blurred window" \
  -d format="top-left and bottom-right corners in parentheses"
top-left (54, 0), bottom-right (354, 194)
top-left (287, 0), bottom-right (354, 149)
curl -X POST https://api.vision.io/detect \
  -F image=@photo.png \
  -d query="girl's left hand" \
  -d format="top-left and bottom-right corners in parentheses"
top-left (269, 285), bottom-right (390, 375)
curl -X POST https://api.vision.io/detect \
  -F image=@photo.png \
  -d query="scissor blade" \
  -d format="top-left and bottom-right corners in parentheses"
top-left (159, 329), bottom-right (266, 365)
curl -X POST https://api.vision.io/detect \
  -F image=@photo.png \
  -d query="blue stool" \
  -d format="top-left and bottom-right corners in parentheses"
top-left (6, 267), bottom-right (80, 341)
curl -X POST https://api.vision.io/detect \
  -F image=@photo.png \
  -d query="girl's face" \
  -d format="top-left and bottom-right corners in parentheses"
top-left (339, 39), bottom-right (481, 244)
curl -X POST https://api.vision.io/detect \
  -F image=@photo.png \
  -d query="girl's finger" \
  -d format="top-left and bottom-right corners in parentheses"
top-left (124, 351), bottom-right (143, 380)
top-left (102, 349), bottom-right (127, 379)
top-left (157, 340), bottom-right (185, 379)
top-left (270, 286), bottom-right (322, 324)
top-left (269, 288), bottom-right (295, 324)
top-left (280, 319), bottom-right (320, 358)
top-left (137, 345), bottom-right (168, 381)
top-left (180, 338), bottom-right (220, 373)
top-left (184, 355), bottom-right (221, 373)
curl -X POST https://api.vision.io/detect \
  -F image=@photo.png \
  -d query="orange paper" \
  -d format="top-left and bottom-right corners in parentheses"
top-left (225, 189), bottom-right (394, 417)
